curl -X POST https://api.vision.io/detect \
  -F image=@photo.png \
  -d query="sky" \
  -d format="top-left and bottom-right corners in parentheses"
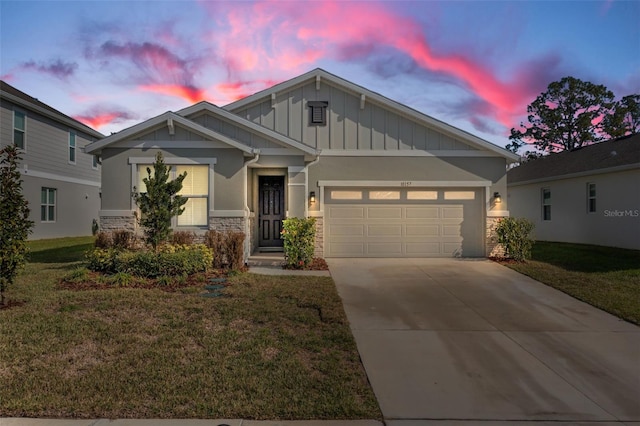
top-left (1, 0), bottom-right (639, 148)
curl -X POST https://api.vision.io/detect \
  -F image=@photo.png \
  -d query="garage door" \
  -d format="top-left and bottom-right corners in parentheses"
top-left (325, 188), bottom-right (484, 257)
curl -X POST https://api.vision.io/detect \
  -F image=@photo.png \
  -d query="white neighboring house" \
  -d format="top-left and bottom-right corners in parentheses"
top-left (0, 81), bottom-right (104, 239)
top-left (507, 134), bottom-right (640, 250)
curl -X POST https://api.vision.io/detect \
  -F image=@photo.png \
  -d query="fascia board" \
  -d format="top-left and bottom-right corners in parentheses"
top-left (86, 111), bottom-right (255, 155)
top-left (178, 102), bottom-right (318, 156)
top-left (1, 90), bottom-right (104, 139)
top-left (223, 68), bottom-right (519, 162)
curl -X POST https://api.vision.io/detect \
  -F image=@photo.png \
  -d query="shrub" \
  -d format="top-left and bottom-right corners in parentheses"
top-left (112, 230), bottom-right (136, 250)
top-left (63, 267), bottom-right (90, 283)
top-left (204, 230), bottom-right (245, 270)
top-left (86, 244), bottom-right (213, 277)
top-left (86, 248), bottom-right (119, 273)
top-left (281, 217), bottom-right (316, 269)
top-left (204, 230), bottom-right (226, 268)
top-left (94, 232), bottom-right (112, 249)
top-left (226, 232), bottom-right (245, 271)
top-left (494, 217), bottom-right (535, 262)
top-left (170, 231), bottom-right (196, 245)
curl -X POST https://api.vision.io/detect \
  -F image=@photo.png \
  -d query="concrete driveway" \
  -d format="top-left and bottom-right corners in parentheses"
top-left (328, 258), bottom-right (640, 425)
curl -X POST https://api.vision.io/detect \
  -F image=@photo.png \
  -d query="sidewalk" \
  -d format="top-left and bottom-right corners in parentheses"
top-left (2, 420), bottom-right (381, 426)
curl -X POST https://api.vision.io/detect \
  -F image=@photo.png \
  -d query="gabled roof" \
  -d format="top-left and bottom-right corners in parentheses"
top-left (0, 80), bottom-right (104, 139)
top-left (177, 101), bottom-right (318, 156)
top-left (223, 68), bottom-right (519, 162)
top-left (508, 134), bottom-right (640, 185)
top-left (85, 111), bottom-right (255, 155)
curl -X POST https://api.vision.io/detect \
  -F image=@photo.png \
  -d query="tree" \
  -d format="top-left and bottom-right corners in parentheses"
top-left (134, 152), bottom-right (187, 250)
top-left (508, 76), bottom-right (615, 154)
top-left (603, 94), bottom-right (640, 138)
top-left (0, 145), bottom-right (34, 306)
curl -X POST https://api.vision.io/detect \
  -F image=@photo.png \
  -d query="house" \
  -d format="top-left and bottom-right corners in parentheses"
top-left (85, 69), bottom-right (518, 259)
top-left (0, 81), bottom-right (104, 239)
top-left (507, 134), bottom-right (640, 250)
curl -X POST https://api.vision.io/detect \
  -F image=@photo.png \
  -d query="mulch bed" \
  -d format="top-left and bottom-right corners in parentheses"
top-left (58, 270), bottom-right (229, 292)
top-left (282, 257), bottom-right (329, 271)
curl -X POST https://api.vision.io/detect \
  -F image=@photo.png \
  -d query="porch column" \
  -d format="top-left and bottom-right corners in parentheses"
top-left (288, 166), bottom-right (306, 218)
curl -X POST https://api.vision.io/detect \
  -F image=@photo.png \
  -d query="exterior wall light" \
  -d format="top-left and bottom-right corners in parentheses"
top-left (494, 192), bottom-right (502, 203)
top-left (309, 191), bottom-right (316, 203)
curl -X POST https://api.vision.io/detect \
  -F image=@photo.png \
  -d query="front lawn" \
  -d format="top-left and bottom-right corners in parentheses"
top-left (502, 241), bottom-right (640, 324)
top-left (0, 237), bottom-right (380, 420)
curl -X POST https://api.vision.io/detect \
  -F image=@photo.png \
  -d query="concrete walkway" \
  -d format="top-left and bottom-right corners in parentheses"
top-left (328, 258), bottom-right (640, 425)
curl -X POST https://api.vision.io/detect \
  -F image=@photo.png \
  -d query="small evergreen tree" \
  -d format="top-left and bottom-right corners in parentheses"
top-left (134, 152), bottom-right (187, 250)
top-left (0, 145), bottom-right (34, 306)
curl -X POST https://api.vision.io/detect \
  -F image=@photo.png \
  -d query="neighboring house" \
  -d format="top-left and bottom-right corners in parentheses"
top-left (86, 69), bottom-right (518, 259)
top-left (508, 134), bottom-right (640, 250)
top-left (1, 81), bottom-right (104, 239)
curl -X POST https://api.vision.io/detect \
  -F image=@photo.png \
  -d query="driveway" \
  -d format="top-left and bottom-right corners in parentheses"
top-left (328, 258), bottom-right (640, 425)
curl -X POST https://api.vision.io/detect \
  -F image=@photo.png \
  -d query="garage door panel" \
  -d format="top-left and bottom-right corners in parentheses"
top-left (367, 224), bottom-right (403, 237)
top-left (406, 207), bottom-right (440, 219)
top-left (442, 206), bottom-right (464, 218)
top-left (325, 188), bottom-right (483, 258)
top-left (442, 225), bottom-right (461, 236)
top-left (406, 242), bottom-right (442, 255)
top-left (367, 207), bottom-right (403, 219)
top-left (330, 207), bottom-right (365, 219)
top-left (368, 243), bottom-right (403, 254)
top-left (330, 224), bottom-right (364, 236)
top-left (406, 224), bottom-right (440, 236)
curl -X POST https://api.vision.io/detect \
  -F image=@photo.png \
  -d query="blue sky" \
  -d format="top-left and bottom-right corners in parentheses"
top-left (1, 0), bottom-right (638, 147)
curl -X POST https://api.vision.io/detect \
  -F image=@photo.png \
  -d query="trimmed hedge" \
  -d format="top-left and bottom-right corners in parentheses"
top-left (281, 217), bottom-right (316, 269)
top-left (86, 244), bottom-right (213, 277)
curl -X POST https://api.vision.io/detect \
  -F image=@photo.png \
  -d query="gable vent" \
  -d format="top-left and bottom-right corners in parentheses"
top-left (308, 101), bottom-right (328, 126)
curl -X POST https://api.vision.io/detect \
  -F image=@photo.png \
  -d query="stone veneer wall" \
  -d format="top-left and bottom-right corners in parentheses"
top-left (100, 215), bottom-right (137, 233)
top-left (313, 216), bottom-right (324, 258)
top-left (486, 216), bottom-right (506, 258)
top-left (208, 217), bottom-right (246, 233)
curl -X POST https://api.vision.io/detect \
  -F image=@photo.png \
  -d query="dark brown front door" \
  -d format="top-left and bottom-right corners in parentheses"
top-left (259, 176), bottom-right (285, 247)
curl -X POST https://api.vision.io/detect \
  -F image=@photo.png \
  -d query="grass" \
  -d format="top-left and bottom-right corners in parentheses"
top-left (0, 237), bottom-right (380, 420)
top-left (502, 241), bottom-right (640, 324)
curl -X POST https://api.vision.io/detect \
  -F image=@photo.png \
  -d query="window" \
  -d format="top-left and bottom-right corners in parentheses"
top-left (137, 164), bottom-right (209, 227)
top-left (13, 111), bottom-right (25, 149)
top-left (542, 188), bottom-right (551, 221)
top-left (68, 132), bottom-right (76, 163)
top-left (407, 191), bottom-right (438, 200)
top-left (308, 101), bottom-right (328, 125)
top-left (176, 165), bottom-right (208, 226)
top-left (41, 188), bottom-right (56, 222)
top-left (444, 191), bottom-right (476, 200)
top-left (330, 190), bottom-right (362, 200)
top-left (369, 191), bottom-right (400, 200)
top-left (587, 183), bottom-right (596, 213)
top-left (92, 155), bottom-right (99, 169)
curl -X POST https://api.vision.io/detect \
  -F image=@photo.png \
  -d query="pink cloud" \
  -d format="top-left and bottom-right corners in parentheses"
top-left (74, 107), bottom-right (135, 130)
top-left (138, 84), bottom-right (206, 103)
top-left (201, 1), bottom-right (543, 129)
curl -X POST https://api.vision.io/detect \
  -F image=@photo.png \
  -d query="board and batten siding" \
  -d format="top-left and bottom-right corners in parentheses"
top-left (233, 80), bottom-right (478, 152)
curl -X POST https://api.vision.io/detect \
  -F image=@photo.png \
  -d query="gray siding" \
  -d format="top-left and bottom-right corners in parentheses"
top-left (100, 147), bottom-right (246, 212)
top-left (187, 112), bottom-right (281, 149)
top-left (0, 98), bottom-right (101, 183)
top-left (508, 169), bottom-right (640, 250)
top-left (234, 80), bottom-right (478, 152)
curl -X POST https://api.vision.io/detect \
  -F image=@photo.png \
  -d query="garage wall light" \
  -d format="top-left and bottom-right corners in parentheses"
top-left (493, 192), bottom-right (502, 203)
top-left (309, 191), bottom-right (316, 203)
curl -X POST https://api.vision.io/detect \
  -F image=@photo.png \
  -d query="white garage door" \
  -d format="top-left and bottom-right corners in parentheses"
top-left (325, 188), bottom-right (484, 258)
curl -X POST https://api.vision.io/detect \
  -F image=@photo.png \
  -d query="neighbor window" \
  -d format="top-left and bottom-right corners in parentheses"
top-left (68, 132), bottom-right (76, 163)
top-left (92, 155), bottom-right (99, 169)
top-left (542, 188), bottom-right (551, 221)
top-left (136, 164), bottom-right (209, 227)
top-left (587, 183), bottom-right (596, 213)
top-left (308, 101), bottom-right (328, 125)
top-left (41, 187), bottom-right (56, 222)
top-left (13, 111), bottom-right (25, 149)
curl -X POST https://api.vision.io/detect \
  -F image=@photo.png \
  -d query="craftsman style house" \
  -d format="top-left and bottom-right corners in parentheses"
top-left (86, 69), bottom-right (518, 259)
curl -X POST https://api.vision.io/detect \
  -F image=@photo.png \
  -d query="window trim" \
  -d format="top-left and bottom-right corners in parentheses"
top-left (129, 157), bottom-right (217, 227)
top-left (542, 187), bottom-right (551, 221)
top-left (41, 187), bottom-right (56, 223)
top-left (587, 182), bottom-right (596, 213)
top-left (68, 131), bottom-right (76, 164)
top-left (13, 109), bottom-right (26, 150)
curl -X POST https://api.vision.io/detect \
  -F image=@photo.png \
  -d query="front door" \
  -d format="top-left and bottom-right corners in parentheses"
top-left (259, 176), bottom-right (285, 248)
